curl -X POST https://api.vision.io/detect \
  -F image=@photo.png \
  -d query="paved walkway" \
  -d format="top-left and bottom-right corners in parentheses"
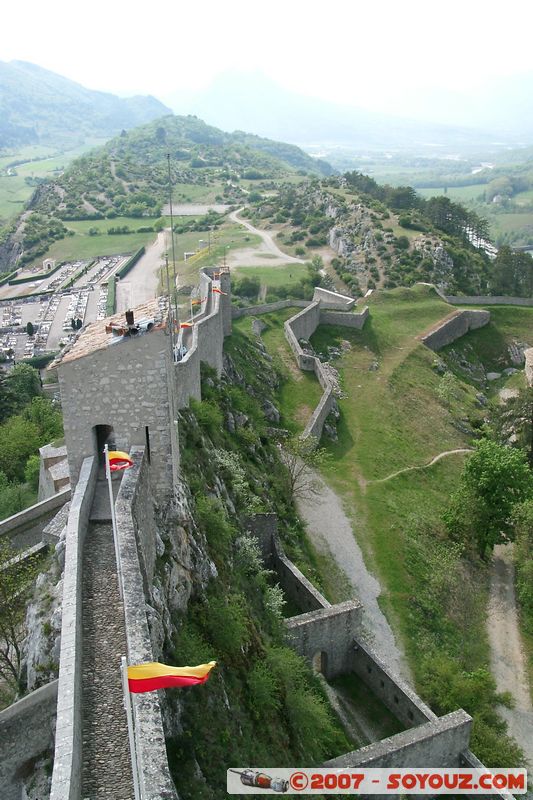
top-left (81, 520), bottom-right (134, 799)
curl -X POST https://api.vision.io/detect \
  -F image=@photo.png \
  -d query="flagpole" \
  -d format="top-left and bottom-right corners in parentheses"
top-left (121, 656), bottom-right (142, 800)
top-left (104, 443), bottom-right (122, 597)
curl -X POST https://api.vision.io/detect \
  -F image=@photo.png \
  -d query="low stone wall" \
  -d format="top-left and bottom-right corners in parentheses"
top-left (131, 448), bottom-right (159, 590)
top-left (50, 456), bottom-right (98, 800)
top-left (420, 309), bottom-right (490, 351)
top-left (320, 306), bottom-right (369, 328)
top-left (232, 299), bottom-right (308, 318)
top-left (325, 709), bottom-right (472, 769)
top-left (0, 680), bottom-right (58, 800)
top-left (446, 295), bottom-right (533, 307)
top-left (0, 488), bottom-right (71, 550)
top-left (115, 447), bottom-right (178, 800)
top-left (351, 636), bottom-right (436, 728)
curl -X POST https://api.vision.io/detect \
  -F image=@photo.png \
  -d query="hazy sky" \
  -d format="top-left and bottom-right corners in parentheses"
top-left (3, 0), bottom-right (533, 111)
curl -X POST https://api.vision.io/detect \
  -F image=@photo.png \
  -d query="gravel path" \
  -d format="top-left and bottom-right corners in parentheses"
top-left (115, 231), bottom-right (166, 313)
top-left (81, 521), bottom-right (134, 799)
top-left (487, 543), bottom-right (533, 767)
top-left (228, 208), bottom-right (305, 267)
top-left (366, 449), bottom-right (473, 487)
top-left (296, 470), bottom-right (413, 684)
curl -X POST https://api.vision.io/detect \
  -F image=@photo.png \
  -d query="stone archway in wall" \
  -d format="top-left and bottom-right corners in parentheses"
top-left (312, 651), bottom-right (328, 675)
top-left (92, 424), bottom-right (115, 467)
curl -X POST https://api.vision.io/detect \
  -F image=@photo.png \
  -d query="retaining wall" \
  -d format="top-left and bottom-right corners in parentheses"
top-left (50, 456), bottom-right (98, 800)
top-left (115, 448), bottom-right (178, 800)
top-left (320, 307), bottom-right (369, 328)
top-left (0, 680), bottom-right (58, 800)
top-left (0, 488), bottom-right (71, 550)
top-left (420, 309), bottom-right (490, 351)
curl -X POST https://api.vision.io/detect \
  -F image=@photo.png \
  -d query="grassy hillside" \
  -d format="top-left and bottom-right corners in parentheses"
top-left (242, 286), bottom-right (531, 767)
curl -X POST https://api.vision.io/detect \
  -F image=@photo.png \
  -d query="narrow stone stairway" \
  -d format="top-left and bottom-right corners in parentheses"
top-left (81, 517), bottom-right (135, 800)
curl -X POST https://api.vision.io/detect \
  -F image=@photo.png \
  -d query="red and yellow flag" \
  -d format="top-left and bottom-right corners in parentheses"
top-left (180, 322), bottom-right (193, 329)
top-left (127, 661), bottom-right (216, 693)
top-left (108, 451), bottom-right (133, 472)
top-left (212, 288), bottom-right (227, 295)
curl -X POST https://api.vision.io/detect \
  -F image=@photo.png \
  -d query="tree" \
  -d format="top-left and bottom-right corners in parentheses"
top-left (0, 416), bottom-right (41, 482)
top-left (25, 322), bottom-right (34, 337)
top-left (0, 367), bottom-right (17, 423)
top-left (279, 436), bottom-right (332, 502)
top-left (0, 538), bottom-right (39, 695)
top-left (489, 386), bottom-right (533, 466)
top-left (444, 440), bottom-right (533, 557)
top-left (6, 364), bottom-right (41, 409)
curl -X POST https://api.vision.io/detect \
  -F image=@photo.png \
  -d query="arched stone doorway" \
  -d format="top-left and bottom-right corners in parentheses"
top-left (312, 651), bottom-right (328, 675)
top-left (93, 424), bottom-right (114, 467)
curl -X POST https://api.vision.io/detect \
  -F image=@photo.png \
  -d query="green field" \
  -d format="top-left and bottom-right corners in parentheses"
top-left (234, 263), bottom-right (309, 289)
top-left (0, 139), bottom-right (108, 223)
top-left (416, 184), bottom-right (487, 202)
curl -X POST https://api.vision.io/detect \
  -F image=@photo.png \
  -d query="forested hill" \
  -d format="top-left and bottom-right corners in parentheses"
top-left (0, 60), bottom-right (171, 148)
top-left (27, 115), bottom-right (333, 221)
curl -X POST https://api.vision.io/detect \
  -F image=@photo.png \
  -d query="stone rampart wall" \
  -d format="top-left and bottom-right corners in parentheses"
top-left (325, 710), bottom-right (472, 769)
top-left (232, 299), bottom-right (308, 318)
top-left (0, 680), bottom-right (58, 800)
top-left (420, 309), bottom-right (490, 351)
top-left (115, 448), bottom-right (178, 800)
top-left (131, 448), bottom-right (158, 591)
top-left (0, 488), bottom-right (70, 550)
top-left (313, 287), bottom-right (355, 310)
top-left (446, 295), bottom-right (533, 307)
top-left (525, 348), bottom-right (533, 388)
top-left (320, 306), bottom-right (369, 328)
top-left (351, 636), bottom-right (436, 728)
top-left (286, 601), bottom-right (363, 679)
top-left (50, 456), bottom-right (98, 800)
top-left (175, 325), bottom-right (201, 408)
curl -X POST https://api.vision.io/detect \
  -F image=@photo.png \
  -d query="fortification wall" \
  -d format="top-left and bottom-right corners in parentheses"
top-left (59, 326), bottom-right (178, 495)
top-left (446, 295), bottom-right (533, 307)
top-left (0, 680), bottom-right (58, 800)
top-left (115, 448), bottom-right (178, 800)
top-left (351, 636), bottom-right (436, 728)
top-left (420, 309), bottom-right (490, 351)
top-left (282, 302), bottom-right (369, 441)
top-left (325, 710), bottom-right (472, 769)
top-left (246, 514), bottom-right (330, 613)
top-left (320, 306), bottom-right (369, 328)
top-left (131, 448), bottom-right (159, 590)
top-left (0, 488), bottom-right (70, 550)
top-left (50, 456), bottom-right (98, 800)
top-left (232, 299), bottom-right (308, 318)
top-left (174, 325), bottom-right (201, 408)
top-left (286, 601), bottom-right (363, 678)
top-left (313, 286), bottom-right (355, 310)
top-left (196, 292), bottom-right (224, 375)
top-left (525, 348), bottom-right (533, 388)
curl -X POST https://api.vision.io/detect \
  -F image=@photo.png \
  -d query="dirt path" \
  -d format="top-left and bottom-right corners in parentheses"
top-left (228, 208), bottom-right (305, 267)
top-left (365, 449), bottom-right (473, 488)
top-left (487, 543), bottom-right (533, 767)
top-left (115, 230), bottom-right (167, 312)
top-left (296, 469), bottom-right (413, 684)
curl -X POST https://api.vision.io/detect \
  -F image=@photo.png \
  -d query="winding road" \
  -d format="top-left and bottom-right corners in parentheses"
top-left (228, 208), bottom-right (305, 268)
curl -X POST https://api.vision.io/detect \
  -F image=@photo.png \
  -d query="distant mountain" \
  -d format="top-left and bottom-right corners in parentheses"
top-left (0, 60), bottom-right (172, 149)
top-left (165, 71), bottom-right (505, 155)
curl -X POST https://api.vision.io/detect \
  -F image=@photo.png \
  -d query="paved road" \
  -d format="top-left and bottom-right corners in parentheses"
top-left (487, 543), bottom-right (533, 767)
top-left (228, 208), bottom-right (305, 267)
top-left (116, 231), bottom-right (167, 313)
top-left (81, 515), bottom-right (134, 799)
top-left (296, 469), bottom-right (413, 684)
